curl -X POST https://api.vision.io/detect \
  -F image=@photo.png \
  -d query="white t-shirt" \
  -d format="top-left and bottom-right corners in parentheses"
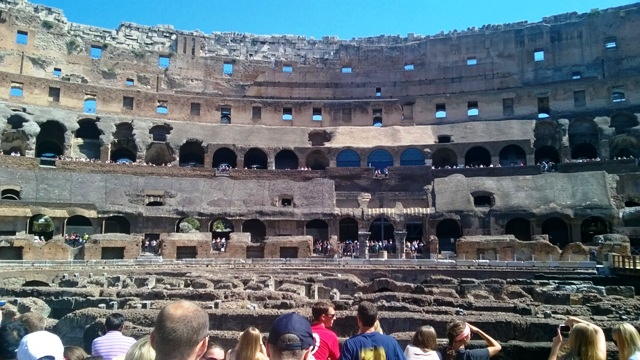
top-left (629, 350), bottom-right (640, 360)
top-left (404, 344), bottom-right (441, 360)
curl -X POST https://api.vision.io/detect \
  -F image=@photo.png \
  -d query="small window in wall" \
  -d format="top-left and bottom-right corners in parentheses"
top-left (221, 106), bottom-right (231, 124)
top-left (252, 106), bottom-right (262, 120)
top-left (373, 109), bottom-right (383, 127)
top-left (16, 30), bottom-right (28, 45)
top-left (223, 62), bottom-right (233, 75)
top-left (473, 194), bottom-right (494, 207)
top-left (190, 102), bottom-right (201, 116)
top-left (537, 96), bottom-right (550, 118)
top-left (467, 101), bottom-right (479, 117)
top-left (403, 103), bottom-right (413, 120)
top-left (48, 87), bottom-right (60, 102)
top-left (438, 135), bottom-right (452, 143)
top-left (404, 63), bottom-right (414, 71)
top-left (574, 90), bottom-right (586, 107)
top-left (534, 49), bottom-right (544, 62)
top-left (342, 67), bottom-right (352, 73)
top-left (159, 55), bottom-right (170, 68)
top-left (90, 45), bottom-right (102, 59)
top-left (375, 87), bottom-right (381, 97)
top-left (612, 87), bottom-right (626, 103)
top-left (145, 195), bottom-right (164, 206)
top-left (312, 108), bottom-right (322, 121)
top-left (572, 71), bottom-right (582, 80)
top-left (342, 108), bottom-right (352, 121)
top-left (503, 98), bottom-right (514, 116)
top-left (9, 83), bottom-right (23, 97)
top-left (125, 78), bottom-right (134, 86)
top-left (53, 68), bottom-right (62, 77)
top-left (281, 197), bottom-right (293, 207)
top-left (604, 37), bottom-right (617, 49)
top-left (282, 107), bottom-right (293, 121)
top-left (1, 189), bottom-right (20, 200)
top-left (282, 65), bottom-right (293, 73)
top-left (123, 96), bottom-right (134, 110)
top-left (156, 101), bottom-right (168, 114)
top-left (466, 57), bottom-right (477, 66)
top-left (84, 97), bottom-right (97, 114)
top-left (435, 103), bottom-right (447, 119)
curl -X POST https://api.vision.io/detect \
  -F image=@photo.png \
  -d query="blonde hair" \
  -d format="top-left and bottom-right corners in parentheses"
top-left (612, 323), bottom-right (640, 360)
top-left (125, 335), bottom-right (156, 360)
top-left (411, 325), bottom-right (437, 352)
top-left (373, 320), bottom-right (383, 334)
top-left (563, 323), bottom-right (600, 360)
top-left (234, 327), bottom-right (263, 360)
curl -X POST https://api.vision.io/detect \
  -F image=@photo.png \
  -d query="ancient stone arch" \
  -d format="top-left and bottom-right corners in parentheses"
top-left (305, 150), bottom-right (329, 170)
top-left (432, 148), bottom-right (457, 168)
top-left (212, 147), bottom-right (238, 169)
top-left (179, 140), bottom-right (205, 167)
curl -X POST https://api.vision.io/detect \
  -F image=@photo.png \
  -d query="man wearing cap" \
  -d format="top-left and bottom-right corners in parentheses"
top-left (267, 313), bottom-right (315, 360)
top-left (341, 302), bottom-right (405, 360)
top-left (16, 330), bottom-right (64, 360)
top-left (310, 301), bottom-right (340, 360)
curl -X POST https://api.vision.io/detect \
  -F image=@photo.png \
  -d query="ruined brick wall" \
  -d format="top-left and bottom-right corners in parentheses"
top-left (84, 238), bottom-right (140, 260)
top-left (263, 236), bottom-right (313, 258)
top-left (159, 233), bottom-right (212, 259)
top-left (457, 235), bottom-right (561, 261)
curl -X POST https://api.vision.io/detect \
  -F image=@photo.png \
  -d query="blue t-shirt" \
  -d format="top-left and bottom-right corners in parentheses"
top-left (454, 348), bottom-right (490, 360)
top-left (341, 332), bottom-right (406, 360)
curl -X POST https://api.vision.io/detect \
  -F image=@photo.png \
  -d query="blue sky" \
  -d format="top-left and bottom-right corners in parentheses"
top-left (32, 0), bottom-right (637, 39)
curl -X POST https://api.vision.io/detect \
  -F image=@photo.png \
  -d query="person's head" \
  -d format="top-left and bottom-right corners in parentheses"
top-left (267, 313), bottom-right (315, 360)
top-left (356, 302), bottom-right (378, 328)
top-left (83, 321), bottom-right (106, 354)
top-left (105, 313), bottom-right (126, 332)
top-left (0, 321), bottom-right (28, 360)
top-left (16, 330), bottom-right (65, 360)
top-left (446, 320), bottom-right (470, 346)
top-left (201, 343), bottom-right (224, 360)
top-left (411, 325), bottom-right (437, 351)
top-left (124, 335), bottom-right (155, 360)
top-left (566, 323), bottom-right (600, 360)
top-left (612, 323), bottom-right (640, 360)
top-left (17, 312), bottom-right (46, 334)
top-left (150, 300), bottom-right (210, 360)
top-left (234, 327), bottom-right (263, 360)
top-left (64, 346), bottom-right (88, 360)
top-left (311, 301), bottom-right (336, 328)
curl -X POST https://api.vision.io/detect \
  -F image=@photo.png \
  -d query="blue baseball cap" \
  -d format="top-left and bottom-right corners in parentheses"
top-left (0, 300), bottom-right (6, 306)
top-left (268, 313), bottom-right (315, 351)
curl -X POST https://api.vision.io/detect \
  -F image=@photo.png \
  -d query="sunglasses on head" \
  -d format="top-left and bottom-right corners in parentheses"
top-left (325, 313), bottom-right (336, 318)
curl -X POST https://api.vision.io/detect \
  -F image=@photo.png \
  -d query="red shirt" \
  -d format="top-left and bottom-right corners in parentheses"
top-left (311, 323), bottom-right (340, 360)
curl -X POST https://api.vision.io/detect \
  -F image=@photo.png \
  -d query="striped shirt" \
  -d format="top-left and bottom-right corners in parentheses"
top-left (91, 331), bottom-right (137, 360)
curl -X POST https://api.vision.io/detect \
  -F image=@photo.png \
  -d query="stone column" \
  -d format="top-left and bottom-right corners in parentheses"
top-left (394, 230), bottom-right (407, 259)
top-left (358, 231), bottom-right (370, 259)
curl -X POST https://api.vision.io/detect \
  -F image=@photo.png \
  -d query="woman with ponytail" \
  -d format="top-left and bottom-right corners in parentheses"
top-left (445, 320), bottom-right (501, 360)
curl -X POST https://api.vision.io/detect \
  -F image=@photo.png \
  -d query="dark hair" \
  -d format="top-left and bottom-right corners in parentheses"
top-left (0, 321), bottom-right (28, 359)
top-left (83, 321), bottom-right (106, 354)
top-left (64, 346), bottom-right (89, 360)
top-left (411, 326), bottom-right (438, 351)
top-left (152, 300), bottom-right (210, 360)
top-left (105, 313), bottom-right (125, 331)
top-left (17, 312), bottom-right (46, 333)
top-left (445, 320), bottom-right (468, 360)
top-left (311, 301), bottom-right (334, 321)
top-left (357, 302), bottom-right (378, 328)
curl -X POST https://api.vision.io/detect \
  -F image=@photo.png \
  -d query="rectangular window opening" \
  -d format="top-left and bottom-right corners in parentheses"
top-left (16, 30), bottom-right (28, 45)
top-left (341, 67), bottom-right (352, 74)
top-left (574, 90), bottom-right (586, 108)
top-left (572, 71), bottom-right (582, 80)
top-left (312, 108), bottom-right (322, 121)
top-left (252, 106), bottom-right (262, 120)
top-left (125, 78), bottom-right (135, 86)
top-left (90, 45), bottom-right (103, 59)
top-left (537, 96), bottom-right (550, 119)
top-left (9, 83), bottom-right (23, 97)
top-left (605, 37), bottom-right (617, 49)
top-left (612, 87), bottom-right (626, 103)
top-left (190, 102), bottom-right (201, 116)
top-left (48, 87), bottom-right (60, 102)
top-left (53, 68), bottom-right (62, 77)
top-left (221, 106), bottom-right (231, 124)
top-left (404, 64), bottom-right (414, 71)
top-left (467, 101), bottom-right (479, 117)
top-left (375, 87), bottom-right (381, 97)
top-left (437, 135), bottom-right (452, 143)
top-left (223, 62), bottom-right (233, 75)
top-left (282, 107), bottom-right (293, 121)
top-left (159, 55), bottom-right (170, 68)
top-left (534, 49), bottom-right (545, 62)
top-left (435, 103), bottom-right (447, 119)
top-left (403, 103), bottom-right (414, 120)
top-left (123, 96), bottom-right (134, 110)
top-left (502, 98), bottom-right (514, 117)
top-left (466, 57), bottom-right (477, 66)
top-left (342, 108), bottom-right (352, 122)
top-left (282, 65), bottom-right (293, 73)
top-left (156, 101), bottom-right (168, 114)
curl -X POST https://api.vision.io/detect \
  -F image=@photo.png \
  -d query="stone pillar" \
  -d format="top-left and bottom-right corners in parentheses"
top-left (203, 145), bottom-right (214, 169)
top-left (100, 144), bottom-right (110, 162)
top-left (394, 230), bottom-right (407, 259)
top-left (358, 231), bottom-right (370, 259)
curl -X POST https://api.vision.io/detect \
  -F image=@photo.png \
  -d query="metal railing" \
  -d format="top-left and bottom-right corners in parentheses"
top-left (611, 254), bottom-right (640, 270)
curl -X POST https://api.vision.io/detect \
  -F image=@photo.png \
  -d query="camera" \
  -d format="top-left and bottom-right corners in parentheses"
top-left (559, 325), bottom-right (571, 337)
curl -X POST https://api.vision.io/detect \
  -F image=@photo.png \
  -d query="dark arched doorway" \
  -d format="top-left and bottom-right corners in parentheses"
top-left (368, 217), bottom-right (395, 253)
top-left (505, 217), bottom-right (531, 241)
top-left (432, 148), bottom-right (457, 168)
top-left (28, 214), bottom-right (54, 241)
top-left (571, 143), bottom-right (599, 160)
top-left (305, 219), bottom-right (329, 242)
top-left (580, 217), bottom-right (608, 243)
top-left (499, 145), bottom-right (526, 167)
top-left (465, 146), bottom-right (491, 167)
top-left (541, 217), bottom-right (569, 248)
top-left (213, 147), bottom-right (237, 169)
top-left (65, 215), bottom-right (93, 235)
top-left (436, 219), bottom-right (461, 253)
top-left (400, 148), bottom-right (425, 166)
top-left (210, 218), bottom-right (234, 240)
top-left (339, 217), bottom-right (358, 243)
top-left (179, 141), bottom-right (205, 167)
top-left (242, 219), bottom-right (266, 243)
top-left (535, 146), bottom-right (560, 164)
top-left (367, 149), bottom-right (393, 171)
top-left (36, 121), bottom-right (66, 157)
top-left (275, 150), bottom-right (299, 170)
top-left (306, 150), bottom-right (329, 170)
top-left (103, 216), bottom-right (130, 234)
top-left (244, 148), bottom-right (267, 169)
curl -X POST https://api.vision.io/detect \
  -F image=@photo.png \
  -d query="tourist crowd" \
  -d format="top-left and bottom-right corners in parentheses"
top-left (1, 299), bottom-right (639, 360)
top-left (313, 240), bottom-right (331, 255)
top-left (141, 239), bottom-right (161, 255)
top-left (212, 237), bottom-right (227, 252)
top-left (65, 233), bottom-right (89, 247)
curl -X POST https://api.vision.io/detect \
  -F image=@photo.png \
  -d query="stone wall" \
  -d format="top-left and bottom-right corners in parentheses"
top-left (457, 235), bottom-right (562, 261)
top-left (159, 233), bottom-right (213, 259)
top-left (263, 236), bottom-right (313, 258)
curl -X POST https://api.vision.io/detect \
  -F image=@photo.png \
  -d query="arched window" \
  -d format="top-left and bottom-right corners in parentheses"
top-left (179, 141), bottom-right (205, 167)
top-left (306, 150), bottom-right (329, 170)
top-left (432, 148), bottom-right (457, 168)
top-left (499, 145), bottom-right (526, 167)
top-left (275, 150), bottom-right (299, 170)
top-left (242, 219), bottom-right (266, 243)
top-left (103, 216), bottom-right (131, 234)
top-left (244, 148), bottom-right (267, 169)
top-left (339, 218), bottom-right (358, 243)
top-left (336, 149), bottom-right (361, 168)
top-left (306, 219), bottom-right (329, 242)
top-left (367, 149), bottom-right (393, 171)
top-left (541, 218), bottom-right (569, 248)
top-left (465, 146), bottom-right (491, 167)
top-left (213, 147), bottom-right (237, 169)
top-left (436, 219), bottom-right (461, 253)
top-left (505, 218), bottom-right (531, 241)
top-left (400, 148), bottom-right (425, 166)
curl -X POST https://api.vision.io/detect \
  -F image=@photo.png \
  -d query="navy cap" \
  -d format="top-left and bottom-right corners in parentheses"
top-left (268, 313), bottom-right (315, 351)
top-left (0, 300), bottom-right (6, 306)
